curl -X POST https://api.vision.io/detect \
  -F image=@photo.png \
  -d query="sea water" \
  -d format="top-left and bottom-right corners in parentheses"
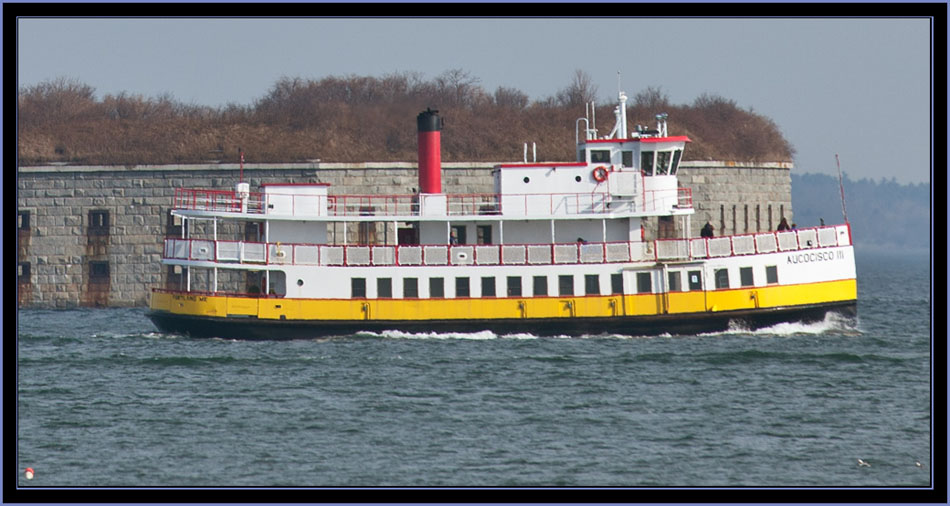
top-left (15, 249), bottom-right (933, 488)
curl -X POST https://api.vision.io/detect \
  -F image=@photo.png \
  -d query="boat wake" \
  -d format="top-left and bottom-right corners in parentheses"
top-left (704, 311), bottom-right (861, 337)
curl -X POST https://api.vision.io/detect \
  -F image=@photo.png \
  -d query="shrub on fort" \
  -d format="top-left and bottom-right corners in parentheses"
top-left (17, 72), bottom-right (794, 166)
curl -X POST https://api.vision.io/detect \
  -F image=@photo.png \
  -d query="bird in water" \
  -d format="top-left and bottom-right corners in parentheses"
top-left (915, 461), bottom-right (922, 468)
top-left (857, 459), bottom-right (871, 467)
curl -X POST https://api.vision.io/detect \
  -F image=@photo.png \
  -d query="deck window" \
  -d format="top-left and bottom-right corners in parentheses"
top-left (668, 271), bottom-right (682, 292)
top-left (532, 276), bottom-right (548, 296)
top-left (585, 274), bottom-right (600, 295)
top-left (591, 149), bottom-right (610, 163)
top-left (377, 278), bottom-right (393, 298)
top-left (507, 276), bottom-right (522, 297)
top-left (429, 278), bottom-right (445, 298)
top-left (450, 225), bottom-right (467, 245)
top-left (351, 278), bottom-right (366, 298)
top-left (714, 269), bottom-right (730, 289)
top-left (455, 277), bottom-right (470, 298)
top-left (404, 278), bottom-right (419, 298)
top-left (636, 272), bottom-right (652, 294)
top-left (688, 270), bottom-right (702, 291)
top-left (611, 273), bottom-right (623, 294)
top-left (740, 267), bottom-right (754, 287)
top-left (481, 277), bottom-right (496, 297)
top-left (18, 210), bottom-right (30, 230)
top-left (476, 225), bottom-right (492, 245)
top-left (766, 266), bottom-right (779, 285)
top-left (558, 275), bottom-right (574, 296)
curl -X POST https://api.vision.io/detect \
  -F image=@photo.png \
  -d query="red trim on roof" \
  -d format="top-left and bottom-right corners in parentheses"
top-left (260, 182), bottom-right (332, 187)
top-left (581, 136), bottom-right (691, 144)
top-left (497, 162), bottom-right (588, 168)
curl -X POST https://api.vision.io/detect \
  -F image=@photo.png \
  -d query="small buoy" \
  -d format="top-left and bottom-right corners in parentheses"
top-left (915, 461), bottom-right (922, 468)
top-left (25, 467), bottom-right (34, 480)
top-left (857, 459), bottom-right (871, 467)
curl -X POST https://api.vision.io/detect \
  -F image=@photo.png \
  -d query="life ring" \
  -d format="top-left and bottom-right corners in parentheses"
top-left (592, 166), bottom-right (609, 183)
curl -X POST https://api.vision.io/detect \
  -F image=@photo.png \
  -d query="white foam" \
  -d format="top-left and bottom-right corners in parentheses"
top-left (366, 329), bottom-right (501, 340)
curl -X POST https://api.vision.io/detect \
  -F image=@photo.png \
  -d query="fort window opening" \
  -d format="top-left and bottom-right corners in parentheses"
top-left (90, 260), bottom-right (110, 280)
top-left (18, 210), bottom-right (30, 230)
top-left (88, 210), bottom-right (110, 236)
top-left (18, 262), bottom-right (31, 284)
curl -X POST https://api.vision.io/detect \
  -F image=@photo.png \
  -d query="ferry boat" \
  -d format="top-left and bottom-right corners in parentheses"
top-left (147, 91), bottom-right (857, 339)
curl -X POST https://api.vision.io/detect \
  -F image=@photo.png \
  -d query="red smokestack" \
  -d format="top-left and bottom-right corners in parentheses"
top-left (417, 108), bottom-right (442, 194)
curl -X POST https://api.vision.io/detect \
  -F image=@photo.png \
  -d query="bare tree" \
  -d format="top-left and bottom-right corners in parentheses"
top-left (633, 86), bottom-right (670, 111)
top-left (556, 69), bottom-right (598, 108)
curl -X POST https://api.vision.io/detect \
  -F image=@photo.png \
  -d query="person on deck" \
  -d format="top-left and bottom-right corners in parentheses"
top-left (700, 221), bottom-right (715, 238)
top-left (777, 217), bottom-right (790, 231)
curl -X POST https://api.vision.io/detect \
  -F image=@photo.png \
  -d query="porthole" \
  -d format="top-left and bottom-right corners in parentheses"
top-left (575, 175), bottom-right (582, 182)
top-left (297, 279), bottom-right (304, 286)
top-left (523, 176), bottom-right (530, 183)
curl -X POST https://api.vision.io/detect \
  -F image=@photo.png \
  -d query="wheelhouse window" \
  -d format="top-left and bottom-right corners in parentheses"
top-left (636, 272), bottom-right (652, 294)
top-left (481, 277), bottom-right (496, 297)
top-left (507, 276), bottom-right (522, 297)
top-left (429, 278), bottom-right (445, 298)
top-left (740, 267), bottom-right (754, 287)
top-left (377, 278), bottom-right (393, 298)
top-left (532, 276), bottom-right (548, 296)
top-left (640, 151), bottom-right (654, 176)
top-left (591, 149), bottom-right (610, 164)
top-left (585, 274), bottom-right (600, 296)
top-left (655, 151), bottom-right (671, 175)
top-left (766, 266), bottom-right (779, 285)
top-left (404, 278), bottom-right (419, 298)
top-left (558, 275), bottom-right (574, 296)
top-left (621, 151), bottom-right (634, 168)
top-left (714, 269), bottom-right (730, 289)
top-left (351, 278), bottom-right (366, 298)
top-left (670, 149), bottom-right (683, 175)
top-left (688, 270), bottom-right (702, 291)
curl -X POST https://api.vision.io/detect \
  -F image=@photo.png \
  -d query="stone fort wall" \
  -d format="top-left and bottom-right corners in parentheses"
top-left (16, 161), bottom-right (792, 308)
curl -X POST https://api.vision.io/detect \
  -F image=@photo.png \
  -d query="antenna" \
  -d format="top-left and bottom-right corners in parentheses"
top-left (835, 154), bottom-right (848, 223)
top-left (617, 70), bottom-right (622, 96)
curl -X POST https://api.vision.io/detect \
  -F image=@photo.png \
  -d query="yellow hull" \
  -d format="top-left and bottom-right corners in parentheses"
top-left (150, 278), bottom-right (857, 322)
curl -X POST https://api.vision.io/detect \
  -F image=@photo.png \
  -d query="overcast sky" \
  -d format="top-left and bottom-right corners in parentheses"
top-left (17, 17), bottom-right (933, 184)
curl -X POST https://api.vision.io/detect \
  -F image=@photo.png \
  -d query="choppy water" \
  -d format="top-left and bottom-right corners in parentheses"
top-left (15, 249), bottom-right (932, 488)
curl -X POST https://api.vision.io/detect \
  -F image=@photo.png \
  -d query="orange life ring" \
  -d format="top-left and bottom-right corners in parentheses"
top-left (592, 166), bottom-right (609, 183)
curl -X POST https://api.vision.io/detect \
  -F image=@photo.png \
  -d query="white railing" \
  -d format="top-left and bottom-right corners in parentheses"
top-left (163, 225), bottom-right (850, 267)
